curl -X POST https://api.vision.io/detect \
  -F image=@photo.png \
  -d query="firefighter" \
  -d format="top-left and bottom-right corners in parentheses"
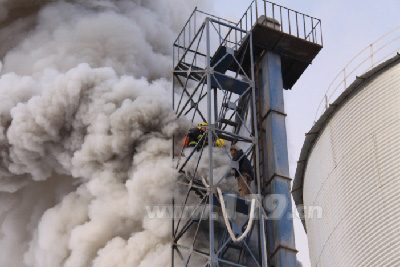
top-left (182, 122), bottom-right (227, 154)
top-left (230, 144), bottom-right (254, 198)
top-left (182, 123), bottom-right (207, 149)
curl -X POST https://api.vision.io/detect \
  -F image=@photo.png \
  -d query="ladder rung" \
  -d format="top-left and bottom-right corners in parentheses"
top-left (221, 118), bottom-right (238, 128)
top-left (215, 133), bottom-right (237, 142)
top-left (222, 102), bottom-right (243, 113)
top-left (226, 243), bottom-right (244, 250)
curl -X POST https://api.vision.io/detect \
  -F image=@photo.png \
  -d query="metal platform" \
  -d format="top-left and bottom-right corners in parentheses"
top-left (234, 24), bottom-right (322, 89)
top-left (175, 62), bottom-right (251, 95)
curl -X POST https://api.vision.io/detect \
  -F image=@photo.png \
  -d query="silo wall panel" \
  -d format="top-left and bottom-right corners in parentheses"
top-left (303, 61), bottom-right (400, 266)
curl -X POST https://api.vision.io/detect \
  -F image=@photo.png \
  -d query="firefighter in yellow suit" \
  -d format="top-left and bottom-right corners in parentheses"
top-left (182, 123), bottom-right (226, 149)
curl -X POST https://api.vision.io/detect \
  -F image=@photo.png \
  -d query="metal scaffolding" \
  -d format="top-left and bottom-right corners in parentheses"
top-left (171, 1), bottom-right (322, 266)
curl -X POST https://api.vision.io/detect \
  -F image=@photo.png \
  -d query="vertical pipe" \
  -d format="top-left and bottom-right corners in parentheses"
top-left (370, 44), bottom-right (374, 67)
top-left (246, 13), bottom-right (248, 31)
top-left (250, 3), bottom-right (253, 26)
top-left (235, 28), bottom-right (237, 49)
top-left (171, 37), bottom-right (176, 267)
top-left (228, 30), bottom-right (230, 47)
top-left (272, 4), bottom-right (275, 28)
top-left (264, 1), bottom-right (267, 22)
top-left (320, 20), bottom-right (323, 46)
top-left (194, 9), bottom-right (197, 66)
top-left (171, 197), bottom-right (175, 266)
top-left (219, 18), bottom-right (222, 45)
top-left (240, 20), bottom-right (243, 39)
top-left (314, 20), bottom-right (318, 43)
top-left (258, 47), bottom-right (298, 266)
top-left (311, 18), bottom-right (315, 43)
top-left (280, 6), bottom-right (283, 31)
top-left (288, 9), bottom-right (291, 35)
top-left (303, 14), bottom-right (306, 39)
top-left (214, 88), bottom-right (218, 123)
top-left (255, 0), bottom-right (258, 21)
top-left (206, 19), bottom-right (216, 267)
top-left (172, 45), bottom-right (175, 161)
top-left (173, 46), bottom-right (175, 111)
top-left (172, 199), bottom-right (175, 238)
top-left (296, 13), bottom-right (299, 37)
top-left (325, 95), bottom-right (329, 110)
top-left (250, 33), bottom-right (268, 267)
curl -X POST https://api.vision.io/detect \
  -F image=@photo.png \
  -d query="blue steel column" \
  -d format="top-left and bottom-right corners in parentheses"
top-left (259, 52), bottom-right (297, 266)
top-left (206, 18), bottom-right (217, 267)
top-left (249, 32), bottom-right (268, 267)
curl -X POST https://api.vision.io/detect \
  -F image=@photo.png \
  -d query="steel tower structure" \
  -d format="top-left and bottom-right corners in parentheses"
top-left (171, 1), bottom-right (322, 266)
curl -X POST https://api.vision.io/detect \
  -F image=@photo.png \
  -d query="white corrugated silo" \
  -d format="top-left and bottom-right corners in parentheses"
top-left (292, 53), bottom-right (400, 266)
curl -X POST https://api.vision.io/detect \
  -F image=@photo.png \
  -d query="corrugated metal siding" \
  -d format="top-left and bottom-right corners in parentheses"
top-left (303, 60), bottom-right (400, 266)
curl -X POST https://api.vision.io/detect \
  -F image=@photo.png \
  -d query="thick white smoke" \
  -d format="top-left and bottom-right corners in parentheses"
top-left (0, 1), bottom-right (213, 266)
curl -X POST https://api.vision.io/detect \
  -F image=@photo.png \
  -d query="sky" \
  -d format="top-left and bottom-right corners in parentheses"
top-left (211, 0), bottom-right (400, 266)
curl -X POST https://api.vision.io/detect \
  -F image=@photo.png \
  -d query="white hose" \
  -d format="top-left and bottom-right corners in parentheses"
top-left (201, 176), bottom-right (256, 243)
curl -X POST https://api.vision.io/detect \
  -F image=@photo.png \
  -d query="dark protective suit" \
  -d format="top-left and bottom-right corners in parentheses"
top-left (186, 127), bottom-right (205, 148)
top-left (232, 149), bottom-right (254, 180)
top-left (232, 149), bottom-right (254, 198)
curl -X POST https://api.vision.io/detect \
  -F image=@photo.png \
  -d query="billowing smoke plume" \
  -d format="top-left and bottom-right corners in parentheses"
top-left (0, 1), bottom-right (212, 266)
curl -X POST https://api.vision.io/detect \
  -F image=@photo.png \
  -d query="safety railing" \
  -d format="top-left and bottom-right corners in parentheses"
top-left (173, 1), bottom-right (323, 72)
top-left (172, 12), bottom-right (252, 124)
top-left (174, 8), bottom-right (237, 49)
top-left (236, 0), bottom-right (323, 46)
top-left (314, 25), bottom-right (400, 123)
top-left (173, 9), bottom-right (238, 70)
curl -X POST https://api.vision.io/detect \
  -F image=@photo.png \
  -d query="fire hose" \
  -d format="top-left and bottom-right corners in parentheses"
top-left (201, 176), bottom-right (256, 243)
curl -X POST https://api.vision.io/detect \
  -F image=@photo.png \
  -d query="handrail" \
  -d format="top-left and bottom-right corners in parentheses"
top-left (174, 7), bottom-right (198, 44)
top-left (313, 25), bottom-right (400, 123)
top-left (236, 0), bottom-right (323, 46)
top-left (174, 9), bottom-right (237, 45)
top-left (196, 10), bottom-right (237, 26)
top-left (305, 20), bottom-right (320, 42)
top-left (173, 8), bottom-right (242, 69)
top-left (173, 1), bottom-right (323, 77)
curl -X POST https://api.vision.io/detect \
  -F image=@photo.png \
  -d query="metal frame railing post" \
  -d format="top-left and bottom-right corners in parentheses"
top-left (205, 18), bottom-right (216, 267)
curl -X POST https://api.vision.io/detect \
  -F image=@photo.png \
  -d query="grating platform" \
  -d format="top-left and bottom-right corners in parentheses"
top-left (175, 62), bottom-right (251, 95)
top-left (233, 23), bottom-right (322, 89)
